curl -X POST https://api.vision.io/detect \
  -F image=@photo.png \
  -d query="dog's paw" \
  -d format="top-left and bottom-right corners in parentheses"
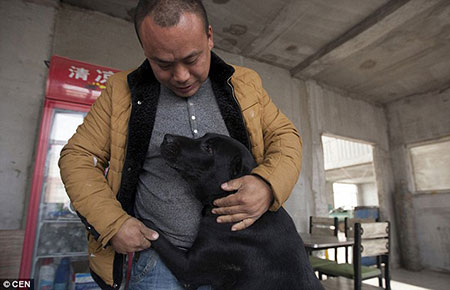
top-left (183, 283), bottom-right (198, 290)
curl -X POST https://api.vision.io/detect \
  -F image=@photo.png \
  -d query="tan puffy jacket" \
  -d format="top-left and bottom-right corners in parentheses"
top-left (59, 53), bottom-right (302, 289)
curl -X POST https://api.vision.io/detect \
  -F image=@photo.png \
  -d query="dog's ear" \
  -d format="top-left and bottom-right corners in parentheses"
top-left (230, 155), bottom-right (243, 179)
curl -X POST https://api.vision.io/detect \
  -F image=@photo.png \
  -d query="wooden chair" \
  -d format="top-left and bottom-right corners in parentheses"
top-left (345, 218), bottom-right (382, 287)
top-left (315, 221), bottom-right (391, 290)
top-left (310, 216), bottom-right (339, 260)
top-left (310, 216), bottom-right (339, 236)
top-left (308, 216), bottom-right (339, 272)
top-left (344, 218), bottom-right (376, 263)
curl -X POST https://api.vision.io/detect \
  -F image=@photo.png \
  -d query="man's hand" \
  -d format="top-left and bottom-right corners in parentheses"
top-left (110, 217), bottom-right (159, 254)
top-left (212, 175), bottom-right (273, 231)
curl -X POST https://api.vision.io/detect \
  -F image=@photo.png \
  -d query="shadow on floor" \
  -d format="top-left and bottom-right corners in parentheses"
top-left (364, 268), bottom-right (450, 290)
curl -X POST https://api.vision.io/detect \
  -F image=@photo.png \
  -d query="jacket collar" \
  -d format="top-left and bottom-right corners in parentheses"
top-left (127, 51), bottom-right (235, 100)
top-left (209, 51), bottom-right (235, 83)
top-left (127, 59), bottom-right (157, 103)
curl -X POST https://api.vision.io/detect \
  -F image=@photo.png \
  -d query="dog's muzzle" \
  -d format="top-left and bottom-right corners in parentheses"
top-left (161, 134), bottom-right (180, 164)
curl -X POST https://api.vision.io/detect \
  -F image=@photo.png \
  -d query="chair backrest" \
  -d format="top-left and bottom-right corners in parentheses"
top-left (353, 221), bottom-right (390, 289)
top-left (353, 221), bottom-right (390, 262)
top-left (345, 217), bottom-right (377, 238)
top-left (309, 216), bottom-right (338, 236)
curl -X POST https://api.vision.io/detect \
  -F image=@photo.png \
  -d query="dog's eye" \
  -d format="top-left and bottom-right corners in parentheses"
top-left (203, 143), bottom-right (213, 154)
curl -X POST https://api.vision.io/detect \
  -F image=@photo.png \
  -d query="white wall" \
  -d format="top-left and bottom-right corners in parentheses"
top-left (0, 0), bottom-right (57, 229)
top-left (358, 182), bottom-right (379, 206)
top-left (387, 87), bottom-right (450, 272)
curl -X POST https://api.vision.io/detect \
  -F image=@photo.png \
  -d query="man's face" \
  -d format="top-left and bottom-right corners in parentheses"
top-left (139, 12), bottom-right (214, 97)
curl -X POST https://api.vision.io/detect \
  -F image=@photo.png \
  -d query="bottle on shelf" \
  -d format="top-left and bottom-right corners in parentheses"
top-left (38, 258), bottom-right (55, 290)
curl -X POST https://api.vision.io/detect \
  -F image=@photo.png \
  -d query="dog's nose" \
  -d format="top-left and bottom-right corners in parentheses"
top-left (164, 134), bottom-right (175, 144)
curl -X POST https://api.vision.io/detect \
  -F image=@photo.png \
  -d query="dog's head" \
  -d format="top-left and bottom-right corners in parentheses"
top-left (161, 133), bottom-right (257, 204)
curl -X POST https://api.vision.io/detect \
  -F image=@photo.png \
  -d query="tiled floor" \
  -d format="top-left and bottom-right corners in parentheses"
top-left (363, 268), bottom-right (450, 290)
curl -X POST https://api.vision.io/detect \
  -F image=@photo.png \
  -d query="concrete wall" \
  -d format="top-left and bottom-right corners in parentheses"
top-left (387, 88), bottom-right (450, 272)
top-left (0, 1), bottom-right (144, 231)
top-left (0, 0), bottom-right (57, 229)
top-left (52, 3), bottom-right (143, 70)
top-left (305, 80), bottom-right (399, 265)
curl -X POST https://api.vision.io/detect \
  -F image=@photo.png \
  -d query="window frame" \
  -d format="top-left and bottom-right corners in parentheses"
top-left (407, 136), bottom-right (450, 195)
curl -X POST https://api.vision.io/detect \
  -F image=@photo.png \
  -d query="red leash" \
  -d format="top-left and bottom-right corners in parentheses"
top-left (125, 253), bottom-right (133, 290)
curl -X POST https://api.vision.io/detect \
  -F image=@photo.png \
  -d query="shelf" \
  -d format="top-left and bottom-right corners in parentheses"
top-left (37, 252), bottom-right (89, 259)
top-left (41, 218), bottom-right (81, 223)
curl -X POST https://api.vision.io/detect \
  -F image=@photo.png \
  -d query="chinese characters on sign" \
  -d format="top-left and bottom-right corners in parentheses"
top-left (95, 69), bottom-right (114, 84)
top-left (68, 66), bottom-right (114, 90)
top-left (68, 66), bottom-right (89, 81)
top-left (46, 55), bottom-right (120, 105)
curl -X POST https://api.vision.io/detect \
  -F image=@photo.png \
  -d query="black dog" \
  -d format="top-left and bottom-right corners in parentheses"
top-left (145, 133), bottom-right (323, 290)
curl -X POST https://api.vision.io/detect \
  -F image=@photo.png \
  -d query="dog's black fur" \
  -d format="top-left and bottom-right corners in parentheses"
top-left (144, 133), bottom-right (323, 290)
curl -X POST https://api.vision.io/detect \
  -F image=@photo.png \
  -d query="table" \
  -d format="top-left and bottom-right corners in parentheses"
top-left (300, 232), bottom-right (354, 251)
top-left (299, 232), bottom-right (353, 253)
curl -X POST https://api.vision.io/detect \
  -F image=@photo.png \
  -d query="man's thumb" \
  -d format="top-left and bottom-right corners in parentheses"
top-left (221, 178), bottom-right (241, 191)
top-left (141, 225), bottom-right (159, 241)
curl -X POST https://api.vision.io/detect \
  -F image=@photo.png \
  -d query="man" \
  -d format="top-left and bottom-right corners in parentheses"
top-left (59, 0), bottom-right (302, 289)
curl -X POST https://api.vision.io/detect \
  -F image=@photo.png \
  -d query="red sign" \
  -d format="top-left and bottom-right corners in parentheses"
top-left (46, 55), bottom-right (120, 105)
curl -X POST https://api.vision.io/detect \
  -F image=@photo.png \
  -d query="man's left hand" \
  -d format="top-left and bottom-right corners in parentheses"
top-left (212, 175), bottom-right (273, 231)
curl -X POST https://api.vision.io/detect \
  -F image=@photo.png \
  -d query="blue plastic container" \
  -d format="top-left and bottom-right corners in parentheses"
top-left (354, 206), bottom-right (379, 220)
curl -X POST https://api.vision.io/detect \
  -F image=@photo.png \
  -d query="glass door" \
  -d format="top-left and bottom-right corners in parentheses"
top-left (21, 100), bottom-right (92, 288)
top-left (33, 108), bottom-right (88, 276)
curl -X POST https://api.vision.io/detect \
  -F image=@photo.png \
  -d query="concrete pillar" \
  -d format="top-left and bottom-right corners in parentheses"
top-left (305, 80), bottom-right (329, 217)
top-left (373, 146), bottom-right (401, 267)
top-left (393, 190), bottom-right (423, 270)
top-left (0, 0), bottom-right (57, 230)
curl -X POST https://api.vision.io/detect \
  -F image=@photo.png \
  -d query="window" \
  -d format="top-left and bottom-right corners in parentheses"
top-left (322, 135), bottom-right (378, 209)
top-left (409, 138), bottom-right (450, 193)
top-left (333, 183), bottom-right (358, 210)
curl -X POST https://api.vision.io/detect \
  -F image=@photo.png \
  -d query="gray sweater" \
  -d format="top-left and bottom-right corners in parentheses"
top-left (135, 79), bottom-right (230, 249)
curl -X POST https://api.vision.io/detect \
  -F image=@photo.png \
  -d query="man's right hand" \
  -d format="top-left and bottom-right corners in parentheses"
top-left (110, 217), bottom-right (159, 254)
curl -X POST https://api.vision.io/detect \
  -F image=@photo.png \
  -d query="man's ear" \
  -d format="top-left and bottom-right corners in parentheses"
top-left (230, 155), bottom-right (243, 179)
top-left (208, 25), bottom-right (214, 49)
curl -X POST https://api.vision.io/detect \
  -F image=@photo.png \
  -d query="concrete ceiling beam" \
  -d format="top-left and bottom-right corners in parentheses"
top-left (240, 0), bottom-right (313, 57)
top-left (290, 0), bottom-right (440, 78)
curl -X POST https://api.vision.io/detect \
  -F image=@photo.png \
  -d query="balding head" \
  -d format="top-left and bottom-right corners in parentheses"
top-left (134, 0), bottom-right (209, 45)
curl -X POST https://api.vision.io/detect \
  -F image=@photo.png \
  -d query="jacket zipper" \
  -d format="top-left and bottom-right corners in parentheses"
top-left (227, 77), bottom-right (251, 150)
